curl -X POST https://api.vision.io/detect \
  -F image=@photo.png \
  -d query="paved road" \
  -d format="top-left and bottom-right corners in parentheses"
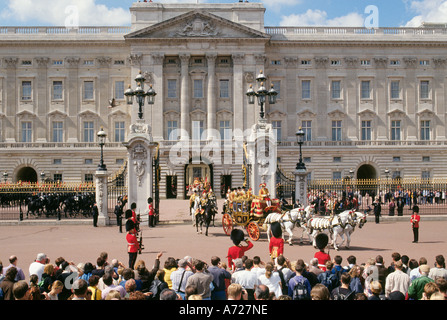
top-left (1, 200), bottom-right (446, 281)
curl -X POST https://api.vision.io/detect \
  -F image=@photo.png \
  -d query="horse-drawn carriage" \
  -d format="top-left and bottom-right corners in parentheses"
top-left (222, 198), bottom-right (282, 241)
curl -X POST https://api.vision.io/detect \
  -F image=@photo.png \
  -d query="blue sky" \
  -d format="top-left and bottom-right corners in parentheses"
top-left (1, 0), bottom-right (446, 28)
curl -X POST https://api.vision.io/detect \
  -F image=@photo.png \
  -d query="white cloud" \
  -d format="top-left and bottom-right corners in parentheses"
top-left (279, 9), bottom-right (364, 27)
top-left (1, 0), bottom-right (130, 26)
top-left (404, 0), bottom-right (447, 27)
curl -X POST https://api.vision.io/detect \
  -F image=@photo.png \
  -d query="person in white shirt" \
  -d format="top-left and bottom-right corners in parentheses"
top-left (385, 261), bottom-right (410, 298)
top-left (231, 258), bottom-right (258, 300)
top-left (28, 253), bottom-right (48, 282)
top-left (429, 255), bottom-right (447, 281)
top-left (257, 262), bottom-right (283, 299)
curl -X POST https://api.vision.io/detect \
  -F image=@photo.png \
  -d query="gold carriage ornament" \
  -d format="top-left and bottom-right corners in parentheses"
top-left (222, 193), bottom-right (282, 241)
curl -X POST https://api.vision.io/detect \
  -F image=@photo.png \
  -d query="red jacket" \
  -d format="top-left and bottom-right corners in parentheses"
top-left (411, 214), bottom-right (420, 228)
top-left (269, 236), bottom-right (284, 258)
top-left (126, 233), bottom-right (140, 253)
top-left (227, 242), bottom-right (253, 270)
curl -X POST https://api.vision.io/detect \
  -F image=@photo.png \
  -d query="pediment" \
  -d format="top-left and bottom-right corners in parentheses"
top-left (297, 108), bottom-right (316, 118)
top-left (357, 108), bottom-right (376, 117)
top-left (125, 10), bottom-right (270, 40)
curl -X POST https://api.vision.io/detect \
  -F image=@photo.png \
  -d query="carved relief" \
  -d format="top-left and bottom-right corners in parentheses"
top-left (4, 57), bottom-right (18, 68)
top-left (35, 57), bottom-right (50, 68)
top-left (374, 57), bottom-right (389, 68)
top-left (65, 57), bottom-right (80, 67)
top-left (134, 160), bottom-right (146, 187)
top-left (130, 123), bottom-right (151, 136)
top-left (96, 56), bottom-right (112, 67)
top-left (128, 53), bottom-right (143, 66)
top-left (314, 56), bottom-right (329, 68)
top-left (433, 57), bottom-right (447, 68)
top-left (132, 143), bottom-right (148, 160)
top-left (245, 72), bottom-right (255, 84)
top-left (174, 17), bottom-right (219, 37)
top-left (403, 57), bottom-right (417, 68)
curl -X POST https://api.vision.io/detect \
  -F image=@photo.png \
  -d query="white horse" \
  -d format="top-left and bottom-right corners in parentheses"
top-left (306, 210), bottom-right (356, 251)
top-left (334, 210), bottom-right (368, 249)
top-left (263, 205), bottom-right (315, 245)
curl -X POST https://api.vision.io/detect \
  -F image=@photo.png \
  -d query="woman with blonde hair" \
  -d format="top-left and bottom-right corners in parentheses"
top-left (47, 280), bottom-right (63, 300)
top-left (257, 262), bottom-right (282, 298)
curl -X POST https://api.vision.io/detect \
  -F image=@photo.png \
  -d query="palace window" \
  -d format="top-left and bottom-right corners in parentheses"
top-left (301, 80), bottom-right (311, 100)
top-left (167, 120), bottom-right (178, 141)
top-left (115, 81), bottom-right (125, 100)
top-left (83, 121), bottom-right (94, 142)
top-left (420, 80), bottom-right (430, 99)
top-left (302, 120), bottom-right (312, 141)
top-left (21, 121), bottom-right (32, 142)
top-left (361, 120), bottom-right (372, 141)
top-left (193, 79), bottom-right (203, 98)
top-left (332, 120), bottom-right (342, 141)
top-left (331, 80), bottom-right (341, 99)
top-left (114, 121), bottom-right (125, 142)
top-left (52, 121), bottom-right (63, 142)
top-left (52, 81), bottom-right (63, 100)
top-left (219, 120), bottom-right (231, 141)
top-left (167, 80), bottom-right (177, 99)
top-left (21, 81), bottom-right (32, 101)
top-left (83, 81), bottom-right (94, 100)
top-left (420, 120), bottom-right (431, 141)
top-left (192, 120), bottom-right (204, 141)
top-left (272, 121), bottom-right (282, 142)
top-left (391, 120), bottom-right (401, 141)
top-left (219, 80), bottom-right (230, 98)
top-left (390, 81), bottom-right (400, 100)
top-left (361, 80), bottom-right (371, 99)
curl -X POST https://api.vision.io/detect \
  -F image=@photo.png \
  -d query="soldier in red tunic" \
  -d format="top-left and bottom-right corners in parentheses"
top-left (269, 222), bottom-right (284, 260)
top-left (227, 229), bottom-right (253, 272)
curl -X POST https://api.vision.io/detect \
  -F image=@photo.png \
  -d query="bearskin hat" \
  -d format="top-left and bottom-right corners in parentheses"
top-left (315, 233), bottom-right (329, 250)
top-left (412, 205), bottom-right (419, 213)
top-left (230, 229), bottom-right (245, 246)
top-left (271, 222), bottom-right (282, 238)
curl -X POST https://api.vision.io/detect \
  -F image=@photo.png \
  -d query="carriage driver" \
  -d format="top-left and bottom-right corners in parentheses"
top-left (258, 183), bottom-right (271, 207)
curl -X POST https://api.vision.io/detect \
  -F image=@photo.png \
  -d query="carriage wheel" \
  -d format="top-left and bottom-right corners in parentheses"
top-left (246, 222), bottom-right (260, 241)
top-left (222, 213), bottom-right (233, 236)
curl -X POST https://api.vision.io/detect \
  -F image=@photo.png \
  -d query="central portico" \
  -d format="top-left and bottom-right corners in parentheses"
top-left (124, 3), bottom-right (272, 198)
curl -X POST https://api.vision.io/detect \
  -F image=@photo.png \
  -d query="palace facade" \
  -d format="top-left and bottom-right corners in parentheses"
top-left (1, 1), bottom-right (447, 199)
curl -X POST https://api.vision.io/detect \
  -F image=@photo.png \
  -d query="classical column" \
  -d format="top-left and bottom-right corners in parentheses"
top-left (232, 53), bottom-right (245, 136)
top-left (179, 53), bottom-right (191, 140)
top-left (206, 53), bottom-right (217, 140)
top-left (35, 57), bottom-right (50, 142)
top-left (65, 57), bottom-right (80, 142)
top-left (96, 56), bottom-right (112, 129)
top-left (4, 57), bottom-right (18, 142)
top-left (151, 52), bottom-right (165, 141)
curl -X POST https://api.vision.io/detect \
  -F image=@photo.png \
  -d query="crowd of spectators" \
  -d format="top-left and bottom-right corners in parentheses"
top-left (1, 250), bottom-right (446, 301)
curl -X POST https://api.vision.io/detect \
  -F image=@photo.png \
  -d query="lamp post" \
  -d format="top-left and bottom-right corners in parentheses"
top-left (124, 71), bottom-right (157, 120)
top-left (384, 168), bottom-right (390, 201)
top-left (295, 127), bottom-right (306, 171)
top-left (246, 70), bottom-right (278, 120)
top-left (294, 127), bottom-right (308, 207)
top-left (40, 171), bottom-right (45, 183)
top-left (97, 127), bottom-right (107, 171)
top-left (3, 171), bottom-right (8, 183)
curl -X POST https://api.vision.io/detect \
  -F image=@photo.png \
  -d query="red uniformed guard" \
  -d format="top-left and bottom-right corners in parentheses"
top-left (126, 229), bottom-right (140, 269)
top-left (269, 222), bottom-right (284, 260)
top-left (227, 229), bottom-right (253, 272)
top-left (410, 205), bottom-right (420, 243)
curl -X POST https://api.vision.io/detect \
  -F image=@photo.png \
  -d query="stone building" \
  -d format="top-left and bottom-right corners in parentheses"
top-left (1, 1), bottom-right (447, 199)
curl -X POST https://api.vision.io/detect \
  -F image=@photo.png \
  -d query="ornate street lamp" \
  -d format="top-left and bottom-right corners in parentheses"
top-left (97, 127), bottom-right (107, 171)
top-left (124, 71), bottom-right (157, 120)
top-left (3, 171), bottom-right (8, 183)
top-left (246, 70), bottom-right (278, 119)
top-left (295, 127), bottom-right (306, 171)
